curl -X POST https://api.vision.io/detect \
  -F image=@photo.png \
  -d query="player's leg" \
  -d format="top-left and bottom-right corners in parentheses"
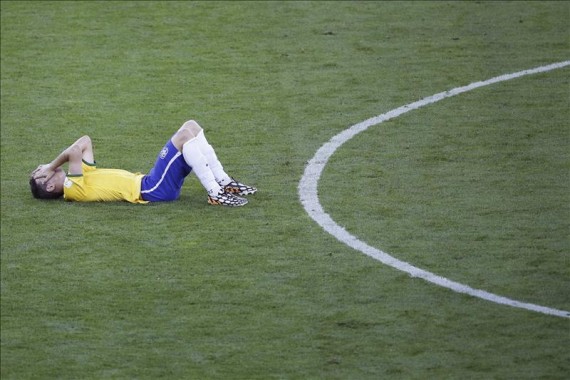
top-left (175, 120), bottom-right (257, 196)
top-left (172, 123), bottom-right (220, 196)
top-left (173, 121), bottom-right (248, 206)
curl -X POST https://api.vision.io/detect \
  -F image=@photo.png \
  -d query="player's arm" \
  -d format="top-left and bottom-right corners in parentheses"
top-left (32, 135), bottom-right (94, 180)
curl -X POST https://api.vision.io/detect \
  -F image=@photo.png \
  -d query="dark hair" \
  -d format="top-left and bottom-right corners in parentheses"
top-left (29, 177), bottom-right (63, 200)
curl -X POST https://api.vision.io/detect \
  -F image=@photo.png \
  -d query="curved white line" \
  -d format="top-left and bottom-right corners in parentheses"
top-left (299, 61), bottom-right (570, 318)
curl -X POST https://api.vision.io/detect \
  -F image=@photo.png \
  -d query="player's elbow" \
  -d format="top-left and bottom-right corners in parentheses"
top-left (80, 135), bottom-right (92, 145)
top-left (76, 135), bottom-right (93, 152)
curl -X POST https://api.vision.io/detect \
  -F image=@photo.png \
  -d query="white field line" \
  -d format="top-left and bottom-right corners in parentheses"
top-left (298, 61), bottom-right (570, 318)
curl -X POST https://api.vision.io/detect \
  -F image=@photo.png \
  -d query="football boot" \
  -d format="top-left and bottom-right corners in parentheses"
top-left (222, 178), bottom-right (257, 196)
top-left (208, 189), bottom-right (248, 207)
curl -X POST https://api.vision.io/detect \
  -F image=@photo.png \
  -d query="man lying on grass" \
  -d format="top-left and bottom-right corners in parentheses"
top-left (30, 119), bottom-right (256, 206)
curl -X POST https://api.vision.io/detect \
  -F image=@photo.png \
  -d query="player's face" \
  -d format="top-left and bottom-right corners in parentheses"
top-left (42, 168), bottom-right (66, 193)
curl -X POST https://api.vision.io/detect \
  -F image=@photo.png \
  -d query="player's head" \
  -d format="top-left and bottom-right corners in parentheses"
top-left (29, 168), bottom-right (65, 199)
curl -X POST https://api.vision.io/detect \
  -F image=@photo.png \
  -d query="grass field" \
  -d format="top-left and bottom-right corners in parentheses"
top-left (1, 1), bottom-right (569, 379)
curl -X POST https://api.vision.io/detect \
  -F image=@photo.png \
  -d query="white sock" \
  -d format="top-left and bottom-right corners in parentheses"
top-left (182, 138), bottom-right (222, 196)
top-left (195, 130), bottom-right (232, 186)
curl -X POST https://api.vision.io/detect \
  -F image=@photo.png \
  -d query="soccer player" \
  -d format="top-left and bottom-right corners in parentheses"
top-left (29, 119), bottom-right (257, 206)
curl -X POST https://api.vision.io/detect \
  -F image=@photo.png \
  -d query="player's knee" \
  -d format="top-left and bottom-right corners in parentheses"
top-left (180, 119), bottom-right (203, 136)
top-left (173, 120), bottom-right (203, 150)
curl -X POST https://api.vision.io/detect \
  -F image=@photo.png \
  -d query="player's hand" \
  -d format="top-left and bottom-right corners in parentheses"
top-left (31, 164), bottom-right (55, 183)
top-left (31, 165), bottom-right (43, 177)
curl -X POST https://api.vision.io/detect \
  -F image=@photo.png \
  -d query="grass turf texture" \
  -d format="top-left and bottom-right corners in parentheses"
top-left (1, 1), bottom-right (569, 378)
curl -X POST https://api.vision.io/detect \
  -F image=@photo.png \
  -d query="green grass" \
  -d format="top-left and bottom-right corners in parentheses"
top-left (2, 1), bottom-right (569, 379)
top-left (323, 69), bottom-right (570, 309)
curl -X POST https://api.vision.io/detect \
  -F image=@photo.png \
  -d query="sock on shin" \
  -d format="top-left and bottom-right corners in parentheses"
top-left (182, 138), bottom-right (222, 195)
top-left (195, 130), bottom-right (232, 186)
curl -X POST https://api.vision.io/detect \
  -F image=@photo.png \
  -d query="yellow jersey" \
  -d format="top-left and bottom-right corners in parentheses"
top-left (63, 161), bottom-right (148, 204)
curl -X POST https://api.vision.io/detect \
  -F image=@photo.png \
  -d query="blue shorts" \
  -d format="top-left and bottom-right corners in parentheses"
top-left (140, 140), bottom-right (192, 202)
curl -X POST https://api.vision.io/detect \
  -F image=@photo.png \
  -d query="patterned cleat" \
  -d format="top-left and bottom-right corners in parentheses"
top-left (207, 189), bottom-right (248, 207)
top-left (223, 178), bottom-right (257, 196)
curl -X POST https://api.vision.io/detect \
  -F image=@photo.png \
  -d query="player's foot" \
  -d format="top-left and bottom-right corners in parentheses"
top-left (207, 189), bottom-right (248, 207)
top-left (222, 178), bottom-right (257, 196)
